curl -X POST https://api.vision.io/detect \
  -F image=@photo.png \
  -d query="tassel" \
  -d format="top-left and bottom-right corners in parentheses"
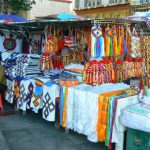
top-left (110, 38), bottom-right (113, 56)
top-left (105, 27), bottom-right (113, 56)
top-left (91, 25), bottom-right (104, 58)
top-left (113, 35), bottom-right (118, 56)
top-left (105, 34), bottom-right (110, 56)
top-left (100, 35), bottom-right (105, 57)
top-left (118, 36), bottom-right (123, 56)
top-left (123, 37), bottom-right (127, 55)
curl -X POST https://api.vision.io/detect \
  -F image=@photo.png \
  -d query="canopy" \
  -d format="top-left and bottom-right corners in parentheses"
top-left (36, 13), bottom-right (85, 20)
top-left (0, 14), bottom-right (28, 23)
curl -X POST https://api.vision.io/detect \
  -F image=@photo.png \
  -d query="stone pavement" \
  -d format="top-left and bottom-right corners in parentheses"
top-left (0, 101), bottom-right (110, 150)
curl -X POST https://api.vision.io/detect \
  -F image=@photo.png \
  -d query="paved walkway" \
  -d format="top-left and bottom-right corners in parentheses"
top-left (0, 102), bottom-right (109, 150)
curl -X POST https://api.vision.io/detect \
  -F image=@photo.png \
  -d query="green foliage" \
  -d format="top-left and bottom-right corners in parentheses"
top-left (10, 0), bottom-right (36, 14)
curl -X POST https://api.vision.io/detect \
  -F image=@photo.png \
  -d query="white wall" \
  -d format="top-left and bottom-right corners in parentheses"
top-left (70, 0), bottom-right (75, 14)
top-left (29, 0), bottom-right (71, 19)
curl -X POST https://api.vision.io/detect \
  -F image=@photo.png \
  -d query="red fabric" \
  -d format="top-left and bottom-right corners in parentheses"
top-left (0, 94), bottom-right (4, 113)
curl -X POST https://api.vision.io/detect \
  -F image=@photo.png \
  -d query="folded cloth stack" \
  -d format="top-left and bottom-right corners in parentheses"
top-left (4, 53), bottom-right (18, 78)
top-left (4, 54), bottom-right (43, 79)
top-left (121, 103), bottom-right (150, 133)
top-left (63, 63), bottom-right (84, 82)
top-left (16, 54), bottom-right (43, 78)
top-left (43, 69), bottom-right (62, 80)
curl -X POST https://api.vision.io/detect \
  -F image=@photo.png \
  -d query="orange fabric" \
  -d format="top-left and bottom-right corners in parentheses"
top-left (62, 87), bottom-right (69, 127)
top-left (97, 90), bottom-right (126, 142)
top-left (59, 80), bottom-right (79, 87)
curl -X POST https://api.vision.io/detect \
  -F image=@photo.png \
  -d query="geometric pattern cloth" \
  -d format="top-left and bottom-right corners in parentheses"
top-left (17, 79), bottom-right (35, 111)
top-left (42, 82), bottom-right (59, 121)
top-left (5, 79), bottom-right (14, 104)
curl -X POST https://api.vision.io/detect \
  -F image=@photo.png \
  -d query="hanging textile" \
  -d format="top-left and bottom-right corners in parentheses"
top-left (105, 27), bottom-right (113, 56)
top-left (90, 25), bottom-right (105, 58)
top-left (5, 79), bottom-right (14, 104)
top-left (126, 25), bottom-right (131, 56)
top-left (130, 29), bottom-right (142, 58)
top-left (57, 29), bottom-right (65, 50)
top-left (17, 79), bottom-right (36, 111)
top-left (44, 28), bottom-right (59, 53)
top-left (42, 82), bottom-right (59, 121)
top-left (30, 79), bottom-right (44, 112)
top-left (38, 52), bottom-right (53, 71)
top-left (118, 26), bottom-right (127, 56)
top-left (112, 26), bottom-right (118, 56)
top-left (64, 29), bottom-right (74, 46)
top-left (141, 35), bottom-right (150, 76)
top-left (115, 57), bottom-right (123, 83)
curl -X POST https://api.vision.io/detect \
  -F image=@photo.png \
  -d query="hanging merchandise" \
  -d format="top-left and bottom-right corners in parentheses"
top-left (39, 52), bottom-right (53, 71)
top-left (5, 79), bottom-right (14, 104)
top-left (83, 56), bottom-right (143, 86)
top-left (130, 28), bottom-right (142, 58)
top-left (44, 27), bottom-right (59, 53)
top-left (51, 54), bottom-right (64, 70)
top-left (29, 33), bottom-right (43, 54)
top-left (123, 56), bottom-right (143, 80)
top-left (83, 57), bottom-right (115, 86)
top-left (105, 26), bottom-right (113, 56)
top-left (90, 24), bottom-right (105, 58)
top-left (141, 35), bottom-right (150, 76)
top-left (76, 29), bottom-right (82, 43)
top-left (57, 29), bottom-right (65, 50)
top-left (0, 31), bottom-right (23, 53)
top-left (83, 29), bottom-right (90, 45)
top-left (118, 26), bottom-right (127, 56)
top-left (126, 24), bottom-right (131, 56)
top-left (64, 28), bottom-right (74, 46)
top-left (115, 57), bottom-right (124, 83)
top-left (3, 37), bottom-right (16, 51)
top-left (112, 25), bottom-right (118, 56)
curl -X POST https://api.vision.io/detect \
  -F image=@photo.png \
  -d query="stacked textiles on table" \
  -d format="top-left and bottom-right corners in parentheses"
top-left (4, 53), bottom-right (18, 78)
top-left (4, 54), bottom-right (43, 79)
top-left (43, 69), bottom-right (80, 81)
top-left (63, 63), bottom-right (84, 82)
top-left (43, 69), bottom-right (62, 80)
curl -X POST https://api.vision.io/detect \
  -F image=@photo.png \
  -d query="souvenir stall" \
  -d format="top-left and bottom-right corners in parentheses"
top-left (1, 18), bottom-right (146, 150)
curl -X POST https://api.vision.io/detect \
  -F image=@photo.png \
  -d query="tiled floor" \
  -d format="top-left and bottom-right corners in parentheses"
top-left (0, 101), bottom-right (109, 150)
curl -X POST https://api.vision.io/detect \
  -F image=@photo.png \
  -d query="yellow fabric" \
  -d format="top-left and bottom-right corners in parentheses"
top-left (61, 81), bottom-right (79, 127)
top-left (62, 87), bottom-right (69, 127)
top-left (97, 90), bottom-right (125, 142)
top-left (0, 65), bottom-right (6, 85)
top-left (113, 35), bottom-right (118, 56)
top-left (105, 35), bottom-right (110, 56)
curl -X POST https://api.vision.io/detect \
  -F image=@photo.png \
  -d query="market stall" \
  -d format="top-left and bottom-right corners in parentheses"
top-left (0, 17), bottom-right (149, 150)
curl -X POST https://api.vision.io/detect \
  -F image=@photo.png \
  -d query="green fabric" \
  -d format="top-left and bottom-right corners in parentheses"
top-left (0, 65), bottom-right (6, 85)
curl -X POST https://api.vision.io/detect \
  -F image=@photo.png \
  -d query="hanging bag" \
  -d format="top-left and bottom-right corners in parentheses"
top-left (130, 28), bottom-right (142, 58)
